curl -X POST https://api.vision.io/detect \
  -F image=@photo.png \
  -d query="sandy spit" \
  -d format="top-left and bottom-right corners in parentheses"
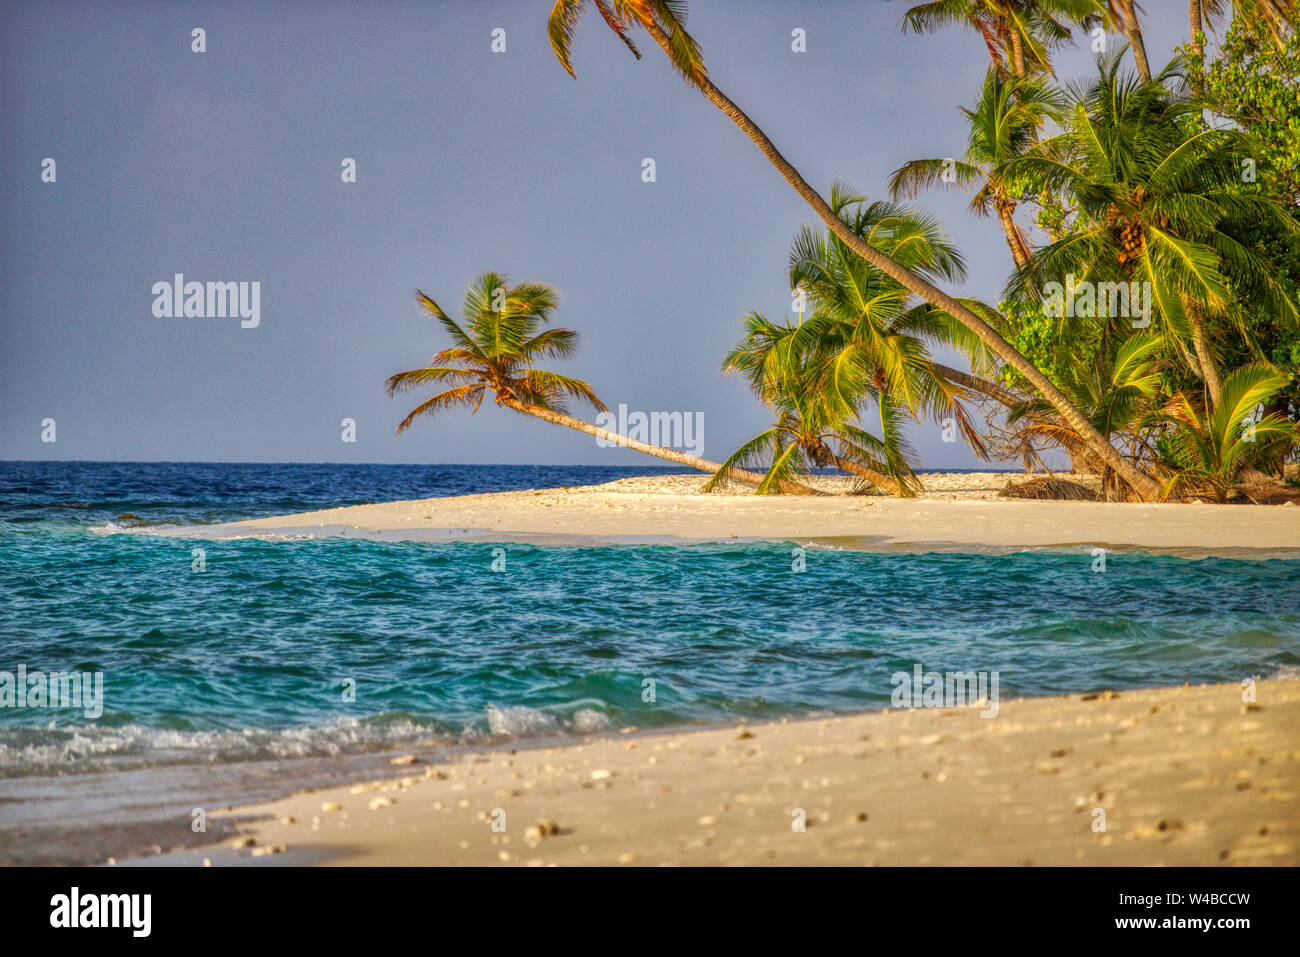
top-left (170, 472), bottom-right (1300, 554)
top-left (147, 679), bottom-right (1299, 867)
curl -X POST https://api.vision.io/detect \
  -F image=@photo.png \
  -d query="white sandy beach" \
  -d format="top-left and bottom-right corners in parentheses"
top-left (173, 472), bottom-right (1300, 554)
top-left (164, 678), bottom-right (1300, 867)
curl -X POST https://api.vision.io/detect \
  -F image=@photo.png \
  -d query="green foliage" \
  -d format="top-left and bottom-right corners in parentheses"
top-left (1150, 364), bottom-right (1300, 499)
top-left (1193, 20), bottom-right (1300, 208)
top-left (1193, 19), bottom-right (1300, 422)
top-left (712, 186), bottom-right (1007, 495)
top-left (997, 296), bottom-right (1080, 390)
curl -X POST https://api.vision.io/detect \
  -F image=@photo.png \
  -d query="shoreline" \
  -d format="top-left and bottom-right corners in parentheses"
top-left (155, 472), bottom-right (1300, 556)
top-left (125, 678), bottom-right (1300, 867)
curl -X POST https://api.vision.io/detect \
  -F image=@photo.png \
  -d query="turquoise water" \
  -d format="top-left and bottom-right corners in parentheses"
top-left (1, 461), bottom-right (1298, 778)
top-left (2, 461), bottom-right (1299, 864)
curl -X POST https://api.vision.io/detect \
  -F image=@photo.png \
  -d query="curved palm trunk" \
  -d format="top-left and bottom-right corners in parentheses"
top-left (1116, 0), bottom-right (1152, 82)
top-left (831, 455), bottom-right (910, 497)
top-left (635, 19), bottom-right (1162, 501)
top-left (499, 398), bottom-right (819, 495)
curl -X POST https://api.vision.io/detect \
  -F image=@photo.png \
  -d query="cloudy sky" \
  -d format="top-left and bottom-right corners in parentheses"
top-left (1, 0), bottom-right (1197, 466)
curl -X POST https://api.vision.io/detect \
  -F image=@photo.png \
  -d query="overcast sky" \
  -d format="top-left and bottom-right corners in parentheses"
top-left (1, 0), bottom-right (1197, 466)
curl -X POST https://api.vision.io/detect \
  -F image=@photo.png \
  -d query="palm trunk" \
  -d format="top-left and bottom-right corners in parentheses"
top-left (499, 398), bottom-right (819, 495)
top-left (831, 455), bottom-right (910, 497)
top-left (636, 19), bottom-right (1163, 502)
top-left (1188, 0), bottom-right (1203, 58)
top-left (993, 195), bottom-right (1031, 267)
top-left (1117, 0), bottom-right (1152, 82)
top-left (1009, 28), bottom-right (1025, 77)
top-left (1187, 305), bottom-right (1224, 409)
top-left (929, 363), bottom-right (1023, 408)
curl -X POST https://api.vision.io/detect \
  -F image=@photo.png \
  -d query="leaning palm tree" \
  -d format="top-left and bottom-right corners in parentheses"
top-left (547, 0), bottom-right (1165, 499)
top-left (1107, 1), bottom-right (1152, 81)
top-left (385, 272), bottom-right (817, 493)
top-left (889, 68), bottom-right (1062, 267)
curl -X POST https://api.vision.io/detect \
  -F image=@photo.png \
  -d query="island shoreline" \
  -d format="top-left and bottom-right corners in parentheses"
top-left (145, 472), bottom-right (1300, 556)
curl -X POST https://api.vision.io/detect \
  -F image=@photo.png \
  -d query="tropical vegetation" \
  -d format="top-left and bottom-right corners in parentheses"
top-left (387, 2), bottom-right (1299, 503)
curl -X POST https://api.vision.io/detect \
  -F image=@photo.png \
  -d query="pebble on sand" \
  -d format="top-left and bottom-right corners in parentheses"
top-left (525, 819), bottom-right (562, 841)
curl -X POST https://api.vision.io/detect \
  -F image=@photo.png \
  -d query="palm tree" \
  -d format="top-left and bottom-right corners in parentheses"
top-left (889, 68), bottom-right (1062, 267)
top-left (708, 315), bottom-right (921, 496)
top-left (901, 0), bottom-right (1108, 77)
top-left (1150, 364), bottom-right (1300, 500)
top-left (1001, 51), bottom-right (1298, 411)
top-left (385, 273), bottom-right (818, 493)
top-left (547, 0), bottom-right (1166, 499)
top-left (712, 189), bottom-right (1000, 496)
top-left (784, 185), bottom-right (996, 458)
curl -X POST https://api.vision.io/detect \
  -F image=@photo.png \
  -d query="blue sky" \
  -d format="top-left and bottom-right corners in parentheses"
top-left (1, 0), bottom-right (1196, 465)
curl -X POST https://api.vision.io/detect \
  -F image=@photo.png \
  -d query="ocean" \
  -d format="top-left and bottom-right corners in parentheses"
top-left (2, 460), bottom-right (1298, 863)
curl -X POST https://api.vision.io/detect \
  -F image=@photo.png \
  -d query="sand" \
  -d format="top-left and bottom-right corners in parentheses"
top-left (170, 472), bottom-right (1300, 554)
top-left (155, 679), bottom-right (1299, 867)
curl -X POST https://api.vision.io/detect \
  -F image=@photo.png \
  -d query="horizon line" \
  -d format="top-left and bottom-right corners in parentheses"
top-left (0, 459), bottom-right (1016, 471)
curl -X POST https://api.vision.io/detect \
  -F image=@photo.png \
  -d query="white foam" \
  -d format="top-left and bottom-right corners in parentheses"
top-left (572, 708), bottom-right (612, 733)
top-left (0, 716), bottom-right (443, 776)
top-left (484, 705), bottom-right (559, 737)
